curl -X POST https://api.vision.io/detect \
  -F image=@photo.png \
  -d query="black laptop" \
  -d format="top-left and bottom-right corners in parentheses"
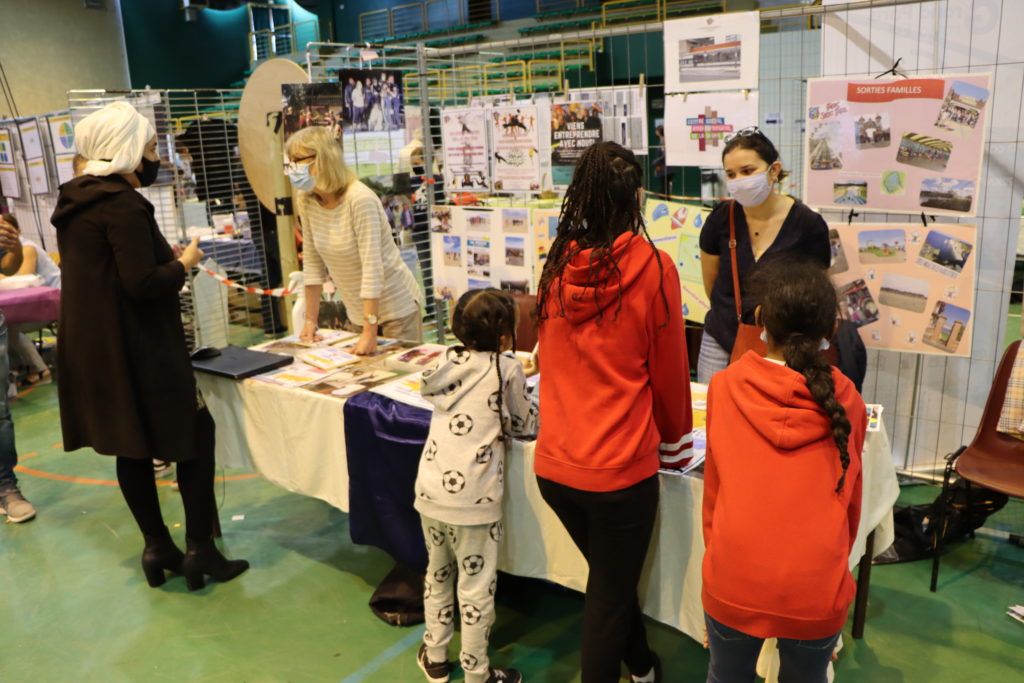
top-left (191, 345), bottom-right (293, 379)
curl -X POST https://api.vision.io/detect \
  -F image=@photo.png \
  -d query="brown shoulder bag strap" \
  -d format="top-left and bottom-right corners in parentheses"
top-left (728, 200), bottom-right (743, 323)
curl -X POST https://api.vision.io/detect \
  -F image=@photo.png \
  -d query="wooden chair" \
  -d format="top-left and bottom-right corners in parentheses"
top-left (930, 339), bottom-right (1024, 591)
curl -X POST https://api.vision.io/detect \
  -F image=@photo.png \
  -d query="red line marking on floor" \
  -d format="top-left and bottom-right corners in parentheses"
top-left (13, 460), bottom-right (261, 486)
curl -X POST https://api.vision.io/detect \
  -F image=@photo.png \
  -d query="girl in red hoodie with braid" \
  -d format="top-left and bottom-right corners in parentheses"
top-left (535, 141), bottom-right (693, 683)
top-left (702, 258), bottom-right (866, 683)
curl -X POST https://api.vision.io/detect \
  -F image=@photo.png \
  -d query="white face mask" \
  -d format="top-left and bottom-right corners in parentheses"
top-left (286, 161), bottom-right (315, 191)
top-left (727, 171), bottom-right (773, 207)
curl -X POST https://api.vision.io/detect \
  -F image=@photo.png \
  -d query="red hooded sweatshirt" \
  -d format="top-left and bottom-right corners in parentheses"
top-left (702, 351), bottom-right (866, 640)
top-left (535, 231), bottom-right (693, 492)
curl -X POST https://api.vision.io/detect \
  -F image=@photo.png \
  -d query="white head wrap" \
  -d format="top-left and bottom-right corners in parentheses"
top-left (74, 101), bottom-right (156, 177)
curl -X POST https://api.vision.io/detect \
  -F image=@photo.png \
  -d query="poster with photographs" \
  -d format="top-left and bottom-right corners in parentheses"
top-left (804, 74), bottom-right (991, 217)
top-left (663, 11), bottom-right (760, 94)
top-left (441, 108), bottom-right (490, 192)
top-left (0, 129), bottom-right (21, 199)
top-left (489, 105), bottom-right (541, 192)
top-left (567, 85), bottom-right (649, 156)
top-left (533, 207), bottom-right (561, 273)
top-left (550, 102), bottom-right (603, 187)
top-left (643, 197), bottom-right (712, 323)
top-left (828, 222), bottom-right (976, 356)
top-left (664, 91), bottom-right (759, 167)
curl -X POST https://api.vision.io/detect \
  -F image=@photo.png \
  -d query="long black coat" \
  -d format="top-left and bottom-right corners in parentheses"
top-left (51, 174), bottom-right (197, 462)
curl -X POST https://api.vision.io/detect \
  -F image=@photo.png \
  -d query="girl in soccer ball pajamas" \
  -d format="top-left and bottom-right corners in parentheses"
top-left (414, 289), bottom-right (538, 683)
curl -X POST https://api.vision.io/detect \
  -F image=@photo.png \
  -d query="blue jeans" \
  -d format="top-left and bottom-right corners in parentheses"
top-left (0, 316), bottom-right (19, 491)
top-left (704, 614), bottom-right (840, 683)
top-left (696, 330), bottom-right (730, 384)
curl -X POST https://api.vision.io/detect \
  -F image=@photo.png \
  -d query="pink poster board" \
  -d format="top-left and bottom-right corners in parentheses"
top-left (804, 74), bottom-right (991, 217)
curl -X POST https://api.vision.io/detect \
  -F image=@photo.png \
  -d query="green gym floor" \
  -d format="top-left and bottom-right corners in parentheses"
top-left (4, 366), bottom-right (1023, 680)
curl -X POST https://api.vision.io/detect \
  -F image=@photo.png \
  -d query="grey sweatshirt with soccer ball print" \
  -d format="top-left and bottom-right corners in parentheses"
top-left (414, 345), bottom-right (539, 526)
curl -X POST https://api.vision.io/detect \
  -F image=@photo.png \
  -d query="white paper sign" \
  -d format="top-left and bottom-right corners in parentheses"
top-left (664, 11), bottom-right (761, 93)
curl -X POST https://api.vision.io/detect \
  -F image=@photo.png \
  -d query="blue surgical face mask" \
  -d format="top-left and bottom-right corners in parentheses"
top-left (727, 171), bottom-right (773, 208)
top-left (287, 162), bottom-right (315, 191)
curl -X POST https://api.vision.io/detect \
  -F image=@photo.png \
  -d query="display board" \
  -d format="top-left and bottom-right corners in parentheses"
top-left (663, 11), bottom-right (760, 93)
top-left (489, 105), bottom-right (541, 192)
top-left (803, 74), bottom-right (991, 217)
top-left (664, 91), bottom-right (759, 167)
top-left (0, 129), bottom-right (20, 199)
top-left (567, 85), bottom-right (648, 156)
top-left (550, 102), bottom-right (603, 187)
top-left (643, 197), bottom-right (711, 323)
top-left (441, 108), bottom-right (489, 192)
top-left (828, 222), bottom-right (976, 356)
top-left (47, 114), bottom-right (76, 185)
top-left (430, 205), bottom-right (538, 306)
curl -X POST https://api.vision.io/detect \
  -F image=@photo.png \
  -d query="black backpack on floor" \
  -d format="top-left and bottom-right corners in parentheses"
top-left (874, 480), bottom-right (1008, 565)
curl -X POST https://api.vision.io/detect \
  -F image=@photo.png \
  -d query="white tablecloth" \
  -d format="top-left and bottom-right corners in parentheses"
top-left (197, 373), bottom-right (899, 644)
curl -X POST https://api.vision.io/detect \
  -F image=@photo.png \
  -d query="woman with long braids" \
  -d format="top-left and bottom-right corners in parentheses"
top-left (534, 141), bottom-right (693, 683)
top-left (702, 258), bottom-right (866, 683)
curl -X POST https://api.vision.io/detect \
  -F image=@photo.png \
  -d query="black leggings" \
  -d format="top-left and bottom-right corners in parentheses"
top-left (116, 408), bottom-right (216, 541)
top-left (537, 474), bottom-right (660, 683)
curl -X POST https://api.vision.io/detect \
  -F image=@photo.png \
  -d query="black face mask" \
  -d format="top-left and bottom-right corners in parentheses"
top-left (137, 156), bottom-right (160, 187)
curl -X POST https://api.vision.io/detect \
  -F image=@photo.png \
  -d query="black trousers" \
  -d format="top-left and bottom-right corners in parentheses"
top-left (116, 408), bottom-right (216, 541)
top-left (537, 474), bottom-right (659, 683)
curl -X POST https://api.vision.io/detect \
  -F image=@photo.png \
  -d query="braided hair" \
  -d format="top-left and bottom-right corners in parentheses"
top-left (749, 258), bottom-right (852, 492)
top-left (536, 141), bottom-right (670, 326)
top-left (451, 288), bottom-right (518, 443)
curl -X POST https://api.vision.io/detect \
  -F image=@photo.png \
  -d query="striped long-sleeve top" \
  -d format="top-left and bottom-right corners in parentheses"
top-left (299, 180), bottom-right (420, 326)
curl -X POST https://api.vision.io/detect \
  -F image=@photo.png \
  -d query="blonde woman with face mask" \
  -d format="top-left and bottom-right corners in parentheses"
top-left (285, 126), bottom-right (421, 353)
top-left (696, 127), bottom-right (831, 384)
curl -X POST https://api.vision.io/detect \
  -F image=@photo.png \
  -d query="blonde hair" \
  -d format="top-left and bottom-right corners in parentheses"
top-left (285, 126), bottom-right (355, 195)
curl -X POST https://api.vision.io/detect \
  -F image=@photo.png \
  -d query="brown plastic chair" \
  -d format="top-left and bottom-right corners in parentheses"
top-left (930, 339), bottom-right (1024, 591)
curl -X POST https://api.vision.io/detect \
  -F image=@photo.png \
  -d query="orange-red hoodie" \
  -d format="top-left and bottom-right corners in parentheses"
top-left (702, 351), bottom-right (866, 640)
top-left (535, 231), bottom-right (693, 492)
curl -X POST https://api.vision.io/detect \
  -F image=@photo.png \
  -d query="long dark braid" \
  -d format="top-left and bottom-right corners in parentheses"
top-left (749, 258), bottom-right (852, 492)
top-left (451, 288), bottom-right (519, 443)
top-left (536, 141), bottom-right (671, 327)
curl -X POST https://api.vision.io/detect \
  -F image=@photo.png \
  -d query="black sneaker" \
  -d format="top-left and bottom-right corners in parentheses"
top-left (485, 668), bottom-right (522, 683)
top-left (417, 643), bottom-right (451, 683)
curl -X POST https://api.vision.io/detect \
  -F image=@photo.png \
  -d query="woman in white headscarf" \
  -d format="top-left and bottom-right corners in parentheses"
top-left (50, 101), bottom-right (248, 591)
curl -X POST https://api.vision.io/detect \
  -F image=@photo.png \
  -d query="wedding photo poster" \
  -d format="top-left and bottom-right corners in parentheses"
top-left (550, 102), bottom-right (603, 187)
top-left (567, 85), bottom-right (649, 156)
top-left (643, 197), bottom-right (711, 323)
top-left (441, 108), bottom-right (490, 192)
top-left (663, 11), bottom-right (760, 93)
top-left (489, 105), bottom-right (541, 191)
top-left (828, 222), bottom-right (976, 356)
top-left (804, 74), bottom-right (991, 217)
top-left (665, 91), bottom-right (760, 167)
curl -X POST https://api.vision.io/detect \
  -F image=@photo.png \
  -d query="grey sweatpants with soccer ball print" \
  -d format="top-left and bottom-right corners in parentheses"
top-left (421, 515), bottom-right (502, 682)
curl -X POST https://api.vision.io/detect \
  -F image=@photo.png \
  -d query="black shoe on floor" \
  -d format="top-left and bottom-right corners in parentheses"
top-left (416, 643), bottom-right (451, 682)
top-left (484, 668), bottom-right (522, 683)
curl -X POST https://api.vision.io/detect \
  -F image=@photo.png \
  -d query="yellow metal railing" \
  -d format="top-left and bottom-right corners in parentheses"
top-left (602, 0), bottom-right (660, 27)
top-left (359, 8), bottom-right (392, 42)
top-left (527, 59), bottom-right (563, 92)
top-left (484, 60), bottom-right (528, 95)
top-left (560, 37), bottom-right (596, 72)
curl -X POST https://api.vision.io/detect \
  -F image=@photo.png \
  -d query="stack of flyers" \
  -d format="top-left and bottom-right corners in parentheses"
top-left (659, 428), bottom-right (706, 477)
top-left (305, 366), bottom-right (402, 398)
top-left (386, 343), bottom-right (447, 371)
top-left (298, 346), bottom-right (360, 371)
top-left (250, 329), bottom-right (356, 357)
top-left (370, 372), bottom-right (433, 411)
top-left (332, 337), bottom-right (417, 358)
top-left (249, 340), bottom-right (314, 358)
top-left (1008, 605), bottom-right (1024, 625)
top-left (253, 362), bottom-right (333, 388)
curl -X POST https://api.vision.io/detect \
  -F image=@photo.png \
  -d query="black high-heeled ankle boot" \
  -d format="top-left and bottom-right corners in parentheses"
top-left (141, 528), bottom-right (185, 588)
top-left (182, 537), bottom-right (249, 591)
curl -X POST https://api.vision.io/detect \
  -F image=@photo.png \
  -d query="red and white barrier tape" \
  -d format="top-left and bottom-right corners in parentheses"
top-left (199, 267), bottom-right (298, 298)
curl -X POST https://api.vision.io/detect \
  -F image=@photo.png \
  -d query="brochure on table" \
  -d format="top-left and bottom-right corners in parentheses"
top-left (665, 91), bottom-right (759, 167)
top-left (663, 11), bottom-right (761, 94)
top-left (828, 222), bottom-right (977, 356)
top-left (643, 197), bottom-right (712, 324)
top-left (803, 74), bottom-right (991, 217)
